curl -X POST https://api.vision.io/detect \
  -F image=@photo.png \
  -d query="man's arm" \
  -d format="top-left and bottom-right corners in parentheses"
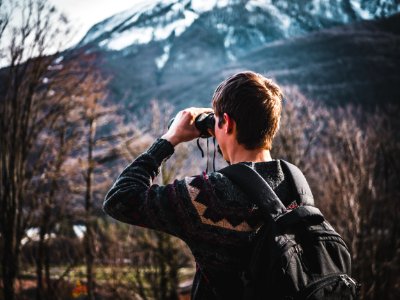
top-left (103, 138), bottom-right (190, 236)
top-left (104, 107), bottom-right (214, 238)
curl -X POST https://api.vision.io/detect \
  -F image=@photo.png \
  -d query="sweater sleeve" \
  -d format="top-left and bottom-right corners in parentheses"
top-left (103, 138), bottom-right (193, 239)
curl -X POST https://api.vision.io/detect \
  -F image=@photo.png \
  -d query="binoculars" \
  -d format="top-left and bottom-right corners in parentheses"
top-left (168, 112), bottom-right (215, 138)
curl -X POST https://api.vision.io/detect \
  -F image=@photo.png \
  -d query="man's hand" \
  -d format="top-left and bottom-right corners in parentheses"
top-left (161, 107), bottom-right (213, 146)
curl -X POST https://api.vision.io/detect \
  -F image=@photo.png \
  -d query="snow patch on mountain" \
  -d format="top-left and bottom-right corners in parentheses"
top-left (81, 0), bottom-right (161, 44)
top-left (107, 28), bottom-right (153, 49)
top-left (190, 0), bottom-right (230, 13)
top-left (107, 9), bottom-right (198, 50)
top-left (80, 0), bottom-right (247, 49)
top-left (350, 0), bottom-right (374, 19)
top-left (85, 0), bottom-right (209, 50)
top-left (155, 44), bottom-right (171, 69)
top-left (246, 0), bottom-right (291, 34)
top-left (224, 27), bottom-right (237, 61)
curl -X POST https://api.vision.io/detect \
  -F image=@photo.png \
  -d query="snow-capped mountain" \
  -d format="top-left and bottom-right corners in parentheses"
top-left (81, 0), bottom-right (399, 55)
top-left (76, 0), bottom-right (400, 109)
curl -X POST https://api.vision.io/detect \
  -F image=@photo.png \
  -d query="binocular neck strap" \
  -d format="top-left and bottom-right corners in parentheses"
top-left (196, 137), bottom-right (217, 173)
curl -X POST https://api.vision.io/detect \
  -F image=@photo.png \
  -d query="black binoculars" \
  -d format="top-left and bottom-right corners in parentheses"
top-left (168, 112), bottom-right (215, 138)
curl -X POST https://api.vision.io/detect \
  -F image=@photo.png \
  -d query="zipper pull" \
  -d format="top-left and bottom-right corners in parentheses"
top-left (340, 274), bottom-right (356, 287)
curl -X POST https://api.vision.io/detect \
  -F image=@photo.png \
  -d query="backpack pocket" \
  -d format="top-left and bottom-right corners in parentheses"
top-left (277, 225), bottom-right (358, 299)
top-left (295, 273), bottom-right (359, 300)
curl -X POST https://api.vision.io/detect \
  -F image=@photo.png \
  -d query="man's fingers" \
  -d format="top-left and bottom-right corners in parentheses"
top-left (185, 107), bottom-right (213, 114)
top-left (197, 107), bottom-right (214, 113)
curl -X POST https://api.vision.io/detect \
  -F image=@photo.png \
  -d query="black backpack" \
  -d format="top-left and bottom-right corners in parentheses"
top-left (219, 160), bottom-right (360, 300)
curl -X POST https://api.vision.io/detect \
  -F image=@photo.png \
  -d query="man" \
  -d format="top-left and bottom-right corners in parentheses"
top-left (104, 71), bottom-right (295, 299)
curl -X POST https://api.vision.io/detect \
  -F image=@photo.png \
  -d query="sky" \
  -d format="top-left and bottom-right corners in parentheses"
top-left (49, 0), bottom-right (141, 46)
top-left (0, 0), bottom-right (148, 66)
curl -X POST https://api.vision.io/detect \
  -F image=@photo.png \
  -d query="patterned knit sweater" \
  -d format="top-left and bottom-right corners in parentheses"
top-left (103, 138), bottom-right (296, 300)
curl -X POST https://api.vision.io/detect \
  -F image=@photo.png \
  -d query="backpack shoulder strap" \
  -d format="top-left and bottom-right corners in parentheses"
top-left (219, 162), bottom-right (324, 226)
top-left (219, 163), bottom-right (286, 220)
top-left (279, 160), bottom-right (314, 206)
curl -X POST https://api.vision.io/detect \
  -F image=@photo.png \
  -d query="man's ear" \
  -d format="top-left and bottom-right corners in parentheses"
top-left (223, 113), bottom-right (235, 134)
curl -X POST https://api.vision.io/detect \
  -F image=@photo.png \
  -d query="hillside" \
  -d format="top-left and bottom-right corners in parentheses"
top-left (95, 12), bottom-right (400, 109)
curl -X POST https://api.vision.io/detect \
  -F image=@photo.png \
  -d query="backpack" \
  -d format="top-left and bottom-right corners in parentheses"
top-left (219, 160), bottom-right (360, 300)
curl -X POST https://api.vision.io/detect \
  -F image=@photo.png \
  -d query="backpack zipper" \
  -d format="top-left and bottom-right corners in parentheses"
top-left (296, 273), bottom-right (351, 299)
top-left (340, 274), bottom-right (357, 288)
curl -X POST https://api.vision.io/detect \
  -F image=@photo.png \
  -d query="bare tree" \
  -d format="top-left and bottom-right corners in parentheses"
top-left (0, 1), bottom-right (125, 299)
top-left (0, 1), bottom-right (73, 299)
top-left (60, 65), bottom-right (138, 300)
top-left (30, 54), bottom-right (112, 300)
top-left (80, 71), bottom-right (110, 300)
top-left (314, 106), bottom-right (400, 300)
top-left (33, 112), bottom-right (80, 300)
top-left (274, 86), bottom-right (400, 300)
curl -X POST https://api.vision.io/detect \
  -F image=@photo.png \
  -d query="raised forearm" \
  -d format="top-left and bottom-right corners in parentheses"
top-left (103, 138), bottom-right (174, 224)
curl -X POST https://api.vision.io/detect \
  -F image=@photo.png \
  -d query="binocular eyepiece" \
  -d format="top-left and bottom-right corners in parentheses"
top-left (168, 112), bottom-right (215, 138)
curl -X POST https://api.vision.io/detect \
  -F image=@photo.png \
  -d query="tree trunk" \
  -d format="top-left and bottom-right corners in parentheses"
top-left (85, 114), bottom-right (96, 300)
top-left (2, 232), bottom-right (17, 300)
top-left (36, 225), bottom-right (45, 300)
top-left (37, 202), bottom-right (52, 300)
top-left (44, 241), bottom-right (51, 299)
top-left (1, 190), bottom-right (20, 300)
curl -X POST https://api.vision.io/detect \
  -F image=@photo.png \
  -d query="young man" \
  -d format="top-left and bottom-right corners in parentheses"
top-left (104, 71), bottom-right (294, 299)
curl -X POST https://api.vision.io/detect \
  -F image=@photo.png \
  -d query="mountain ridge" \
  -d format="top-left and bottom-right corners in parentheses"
top-left (74, 0), bottom-right (400, 110)
top-left (80, 0), bottom-right (400, 53)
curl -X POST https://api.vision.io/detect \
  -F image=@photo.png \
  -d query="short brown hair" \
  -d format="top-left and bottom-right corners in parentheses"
top-left (212, 71), bottom-right (282, 150)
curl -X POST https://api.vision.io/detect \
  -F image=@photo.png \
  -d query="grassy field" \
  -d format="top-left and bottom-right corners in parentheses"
top-left (1, 265), bottom-right (195, 299)
top-left (18, 264), bottom-right (195, 285)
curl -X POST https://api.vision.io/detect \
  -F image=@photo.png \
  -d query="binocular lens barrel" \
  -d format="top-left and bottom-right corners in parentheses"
top-left (167, 112), bottom-right (215, 138)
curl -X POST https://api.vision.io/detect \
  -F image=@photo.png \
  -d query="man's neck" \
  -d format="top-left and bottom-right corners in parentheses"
top-left (228, 146), bottom-right (272, 164)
